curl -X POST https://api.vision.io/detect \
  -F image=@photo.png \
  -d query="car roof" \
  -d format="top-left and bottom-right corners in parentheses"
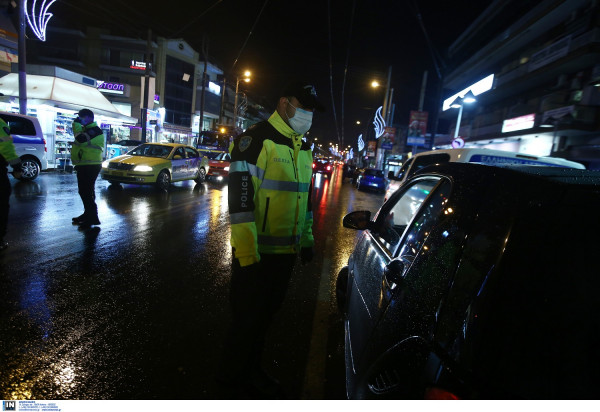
top-left (414, 161), bottom-right (600, 185)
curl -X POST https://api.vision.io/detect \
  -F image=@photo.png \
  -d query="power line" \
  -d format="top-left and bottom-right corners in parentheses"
top-left (230, 0), bottom-right (269, 72)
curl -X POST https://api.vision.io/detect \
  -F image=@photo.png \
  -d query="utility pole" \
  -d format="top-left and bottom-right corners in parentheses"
top-left (18, 0), bottom-right (26, 115)
top-left (141, 29), bottom-right (152, 143)
top-left (198, 35), bottom-right (208, 145)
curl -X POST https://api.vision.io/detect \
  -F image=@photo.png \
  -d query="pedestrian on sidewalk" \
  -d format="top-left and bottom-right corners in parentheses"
top-left (70, 108), bottom-right (104, 228)
top-left (218, 80), bottom-right (325, 398)
top-left (0, 117), bottom-right (22, 251)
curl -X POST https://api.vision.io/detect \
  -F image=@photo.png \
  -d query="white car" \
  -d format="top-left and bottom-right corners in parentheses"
top-left (0, 111), bottom-right (48, 180)
top-left (385, 148), bottom-right (585, 201)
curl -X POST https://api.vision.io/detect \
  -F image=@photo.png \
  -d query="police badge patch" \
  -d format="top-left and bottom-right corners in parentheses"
top-left (239, 135), bottom-right (252, 152)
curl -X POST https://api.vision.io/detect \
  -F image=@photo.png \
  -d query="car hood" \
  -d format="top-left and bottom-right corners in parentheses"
top-left (108, 155), bottom-right (169, 167)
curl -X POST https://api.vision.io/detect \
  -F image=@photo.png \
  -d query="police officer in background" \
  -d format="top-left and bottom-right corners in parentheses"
top-left (70, 109), bottom-right (104, 228)
top-left (219, 81), bottom-right (325, 398)
top-left (0, 117), bottom-right (22, 251)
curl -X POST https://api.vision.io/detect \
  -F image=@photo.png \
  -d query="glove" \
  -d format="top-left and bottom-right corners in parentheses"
top-left (300, 247), bottom-right (314, 264)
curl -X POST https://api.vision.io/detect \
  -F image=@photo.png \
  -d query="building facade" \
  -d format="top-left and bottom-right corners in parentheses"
top-left (436, 0), bottom-right (600, 169)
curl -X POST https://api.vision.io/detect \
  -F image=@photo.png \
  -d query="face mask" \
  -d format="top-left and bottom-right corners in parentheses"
top-left (286, 100), bottom-right (313, 134)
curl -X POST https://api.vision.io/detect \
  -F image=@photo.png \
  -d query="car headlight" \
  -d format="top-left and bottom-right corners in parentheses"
top-left (224, 166), bottom-right (230, 171)
top-left (102, 160), bottom-right (110, 168)
top-left (134, 165), bottom-right (153, 172)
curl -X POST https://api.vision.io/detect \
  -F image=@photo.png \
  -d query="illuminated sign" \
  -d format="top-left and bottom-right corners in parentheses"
top-left (130, 60), bottom-right (146, 70)
top-left (358, 134), bottom-right (365, 151)
top-left (443, 74), bottom-right (494, 111)
top-left (208, 81), bottom-right (221, 95)
top-left (373, 106), bottom-right (385, 139)
top-left (25, 0), bottom-right (57, 42)
top-left (96, 81), bottom-right (125, 95)
top-left (502, 113), bottom-right (535, 133)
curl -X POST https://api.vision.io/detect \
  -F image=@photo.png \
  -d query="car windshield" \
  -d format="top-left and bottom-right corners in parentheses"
top-left (201, 151), bottom-right (224, 160)
top-left (365, 169), bottom-right (384, 177)
top-left (129, 144), bottom-right (173, 158)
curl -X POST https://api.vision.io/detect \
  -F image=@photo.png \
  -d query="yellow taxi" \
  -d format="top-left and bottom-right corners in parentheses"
top-left (101, 143), bottom-right (210, 190)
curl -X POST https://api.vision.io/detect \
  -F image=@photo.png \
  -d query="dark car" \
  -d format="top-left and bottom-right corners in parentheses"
top-left (355, 168), bottom-right (387, 193)
top-left (336, 162), bottom-right (600, 399)
top-left (313, 158), bottom-right (333, 178)
top-left (342, 164), bottom-right (357, 182)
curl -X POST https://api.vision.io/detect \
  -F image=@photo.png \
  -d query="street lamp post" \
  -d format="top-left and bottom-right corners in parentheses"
top-left (449, 90), bottom-right (477, 139)
top-left (233, 70), bottom-right (251, 132)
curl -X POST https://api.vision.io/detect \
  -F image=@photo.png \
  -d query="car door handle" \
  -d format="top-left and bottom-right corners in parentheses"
top-left (383, 259), bottom-right (406, 291)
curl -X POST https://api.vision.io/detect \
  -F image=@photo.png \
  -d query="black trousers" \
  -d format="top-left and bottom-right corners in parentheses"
top-left (75, 164), bottom-right (101, 218)
top-left (220, 253), bottom-right (296, 382)
top-left (0, 166), bottom-right (10, 241)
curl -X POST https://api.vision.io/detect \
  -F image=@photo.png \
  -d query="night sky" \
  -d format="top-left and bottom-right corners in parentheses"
top-left (49, 0), bottom-right (493, 148)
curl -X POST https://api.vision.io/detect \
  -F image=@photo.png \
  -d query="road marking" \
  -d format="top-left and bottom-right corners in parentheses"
top-left (301, 236), bottom-right (332, 399)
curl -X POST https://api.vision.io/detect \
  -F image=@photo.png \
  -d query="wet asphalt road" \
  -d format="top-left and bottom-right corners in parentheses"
top-left (0, 166), bottom-right (384, 400)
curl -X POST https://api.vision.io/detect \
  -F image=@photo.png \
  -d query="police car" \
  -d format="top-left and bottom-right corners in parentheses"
top-left (385, 148), bottom-right (585, 201)
top-left (101, 143), bottom-right (209, 190)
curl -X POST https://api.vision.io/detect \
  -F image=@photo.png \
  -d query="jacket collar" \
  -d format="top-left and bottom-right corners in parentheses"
top-left (268, 111), bottom-right (303, 140)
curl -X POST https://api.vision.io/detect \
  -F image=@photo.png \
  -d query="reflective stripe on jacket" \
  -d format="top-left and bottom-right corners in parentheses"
top-left (71, 121), bottom-right (104, 165)
top-left (228, 111), bottom-right (314, 266)
top-left (0, 118), bottom-right (20, 166)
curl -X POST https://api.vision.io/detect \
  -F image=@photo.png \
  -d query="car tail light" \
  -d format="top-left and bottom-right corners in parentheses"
top-left (43, 138), bottom-right (47, 152)
top-left (312, 162), bottom-right (316, 169)
top-left (326, 165), bottom-right (331, 171)
top-left (424, 387), bottom-right (460, 400)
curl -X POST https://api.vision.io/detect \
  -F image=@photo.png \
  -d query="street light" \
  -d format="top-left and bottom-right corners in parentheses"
top-left (233, 70), bottom-right (251, 132)
top-left (449, 90), bottom-right (477, 139)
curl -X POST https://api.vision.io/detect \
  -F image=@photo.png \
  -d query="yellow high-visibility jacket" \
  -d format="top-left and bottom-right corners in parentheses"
top-left (228, 111), bottom-right (314, 266)
top-left (0, 118), bottom-right (20, 168)
top-left (71, 120), bottom-right (104, 166)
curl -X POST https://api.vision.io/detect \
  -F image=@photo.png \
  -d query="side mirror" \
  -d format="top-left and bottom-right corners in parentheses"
top-left (343, 210), bottom-right (372, 230)
top-left (388, 171), bottom-right (395, 180)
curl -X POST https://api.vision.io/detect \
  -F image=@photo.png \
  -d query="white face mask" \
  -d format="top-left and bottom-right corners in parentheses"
top-left (286, 100), bottom-right (313, 134)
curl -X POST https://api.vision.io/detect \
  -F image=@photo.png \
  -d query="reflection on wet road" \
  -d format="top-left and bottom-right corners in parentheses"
top-left (0, 167), bottom-right (384, 399)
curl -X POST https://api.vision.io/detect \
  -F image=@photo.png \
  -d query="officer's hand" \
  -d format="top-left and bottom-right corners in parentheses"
top-left (239, 262), bottom-right (259, 276)
top-left (300, 247), bottom-right (314, 264)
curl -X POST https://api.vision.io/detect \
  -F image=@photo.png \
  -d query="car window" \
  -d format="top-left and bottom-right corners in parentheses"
top-left (396, 157), bottom-right (414, 181)
top-left (173, 147), bottom-right (186, 158)
top-left (407, 153), bottom-right (451, 178)
top-left (395, 179), bottom-right (451, 261)
top-left (185, 147), bottom-right (198, 158)
top-left (130, 144), bottom-right (173, 158)
top-left (365, 169), bottom-right (384, 177)
top-left (374, 178), bottom-right (440, 255)
top-left (0, 114), bottom-right (36, 136)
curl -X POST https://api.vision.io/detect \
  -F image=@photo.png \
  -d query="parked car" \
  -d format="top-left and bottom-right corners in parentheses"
top-left (313, 158), bottom-right (333, 178)
top-left (106, 139), bottom-right (142, 159)
top-left (0, 111), bottom-right (48, 180)
top-left (355, 168), bottom-right (387, 193)
top-left (337, 162), bottom-right (600, 399)
top-left (201, 150), bottom-right (231, 182)
top-left (101, 143), bottom-right (209, 190)
top-left (385, 148), bottom-right (585, 201)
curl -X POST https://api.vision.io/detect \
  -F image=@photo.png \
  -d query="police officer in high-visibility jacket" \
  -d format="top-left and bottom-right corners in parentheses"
top-left (70, 109), bottom-right (104, 228)
top-left (0, 117), bottom-right (22, 251)
top-left (219, 81), bottom-right (325, 398)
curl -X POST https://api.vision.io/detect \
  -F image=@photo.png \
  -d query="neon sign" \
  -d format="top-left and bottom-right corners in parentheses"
top-left (373, 106), bottom-right (385, 139)
top-left (358, 134), bottom-right (365, 152)
top-left (25, 0), bottom-right (57, 42)
top-left (96, 81), bottom-right (125, 95)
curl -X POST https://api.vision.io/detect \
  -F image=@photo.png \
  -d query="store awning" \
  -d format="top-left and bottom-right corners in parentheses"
top-left (0, 73), bottom-right (137, 123)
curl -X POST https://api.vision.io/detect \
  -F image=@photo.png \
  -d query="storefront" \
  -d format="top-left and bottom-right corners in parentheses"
top-left (0, 73), bottom-right (137, 165)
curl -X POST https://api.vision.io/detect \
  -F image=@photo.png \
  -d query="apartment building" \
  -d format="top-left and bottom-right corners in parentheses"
top-left (436, 0), bottom-right (600, 169)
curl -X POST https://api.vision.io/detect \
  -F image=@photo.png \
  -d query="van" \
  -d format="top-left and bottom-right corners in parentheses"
top-left (0, 111), bottom-right (48, 180)
top-left (385, 148), bottom-right (585, 200)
